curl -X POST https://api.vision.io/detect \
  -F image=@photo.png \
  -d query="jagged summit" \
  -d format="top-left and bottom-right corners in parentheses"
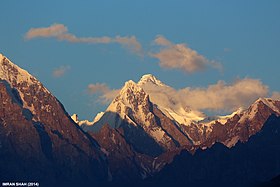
top-left (120, 80), bottom-right (144, 95)
top-left (89, 74), bottom-right (205, 127)
top-left (108, 79), bottom-right (150, 116)
top-left (255, 97), bottom-right (280, 112)
top-left (0, 54), bottom-right (38, 86)
top-left (91, 75), bottom-right (192, 154)
top-left (138, 74), bottom-right (165, 86)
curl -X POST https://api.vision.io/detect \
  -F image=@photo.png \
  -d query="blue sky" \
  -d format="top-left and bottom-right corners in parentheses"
top-left (1, 1), bottom-right (280, 120)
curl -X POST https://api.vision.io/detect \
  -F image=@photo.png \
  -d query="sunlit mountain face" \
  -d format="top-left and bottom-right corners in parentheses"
top-left (1, 54), bottom-right (280, 187)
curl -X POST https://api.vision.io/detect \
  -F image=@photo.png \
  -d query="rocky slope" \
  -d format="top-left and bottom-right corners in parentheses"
top-left (90, 123), bottom-right (182, 183)
top-left (90, 124), bottom-right (155, 181)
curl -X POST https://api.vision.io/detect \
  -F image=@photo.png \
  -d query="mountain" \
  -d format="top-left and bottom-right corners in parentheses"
top-left (138, 74), bottom-right (205, 126)
top-left (204, 98), bottom-right (280, 148)
top-left (144, 114), bottom-right (280, 187)
top-left (88, 79), bottom-right (193, 156)
top-left (82, 74), bottom-right (280, 183)
top-left (0, 54), bottom-right (108, 186)
top-left (2, 53), bottom-right (280, 186)
top-left (88, 75), bottom-right (280, 153)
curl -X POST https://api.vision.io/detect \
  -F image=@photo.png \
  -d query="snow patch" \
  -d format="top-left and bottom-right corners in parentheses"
top-left (111, 133), bottom-right (116, 144)
top-left (150, 128), bottom-right (165, 142)
top-left (78, 120), bottom-right (94, 126)
top-left (216, 107), bottom-right (243, 125)
top-left (201, 108), bottom-right (244, 126)
top-left (93, 112), bottom-right (104, 124)
top-left (71, 114), bottom-right (79, 123)
top-left (71, 113), bottom-right (95, 126)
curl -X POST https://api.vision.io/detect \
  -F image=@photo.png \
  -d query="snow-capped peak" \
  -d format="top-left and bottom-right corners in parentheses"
top-left (0, 54), bottom-right (37, 85)
top-left (214, 107), bottom-right (244, 125)
top-left (120, 80), bottom-right (143, 95)
top-left (237, 97), bottom-right (280, 124)
top-left (71, 114), bottom-right (79, 123)
top-left (109, 80), bottom-right (149, 112)
top-left (137, 74), bottom-right (205, 126)
top-left (103, 79), bottom-right (153, 128)
top-left (255, 97), bottom-right (280, 114)
top-left (138, 74), bottom-right (165, 86)
top-left (0, 53), bottom-right (53, 115)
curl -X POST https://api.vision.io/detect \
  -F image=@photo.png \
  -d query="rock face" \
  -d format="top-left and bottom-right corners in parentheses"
top-left (201, 98), bottom-right (280, 148)
top-left (0, 54), bottom-right (108, 186)
top-left (90, 124), bottom-right (154, 181)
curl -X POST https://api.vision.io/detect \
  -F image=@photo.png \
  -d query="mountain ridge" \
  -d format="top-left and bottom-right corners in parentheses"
top-left (0, 54), bottom-right (109, 186)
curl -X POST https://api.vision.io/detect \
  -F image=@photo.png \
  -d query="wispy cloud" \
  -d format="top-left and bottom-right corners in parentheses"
top-left (52, 65), bottom-right (70, 78)
top-left (87, 83), bottom-right (120, 104)
top-left (25, 23), bottom-right (143, 55)
top-left (223, 48), bottom-right (231, 52)
top-left (151, 35), bottom-right (222, 73)
top-left (271, 91), bottom-right (280, 100)
top-left (88, 83), bottom-right (110, 94)
top-left (25, 24), bottom-right (67, 39)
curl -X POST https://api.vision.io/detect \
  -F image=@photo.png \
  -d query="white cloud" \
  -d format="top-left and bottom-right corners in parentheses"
top-left (52, 65), bottom-right (70, 78)
top-left (115, 35), bottom-right (143, 55)
top-left (151, 35), bottom-right (222, 73)
top-left (100, 90), bottom-right (120, 104)
top-left (177, 78), bottom-right (268, 111)
top-left (25, 23), bottom-right (67, 39)
top-left (25, 23), bottom-right (143, 55)
top-left (87, 83), bottom-right (110, 94)
top-left (87, 83), bottom-right (120, 104)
